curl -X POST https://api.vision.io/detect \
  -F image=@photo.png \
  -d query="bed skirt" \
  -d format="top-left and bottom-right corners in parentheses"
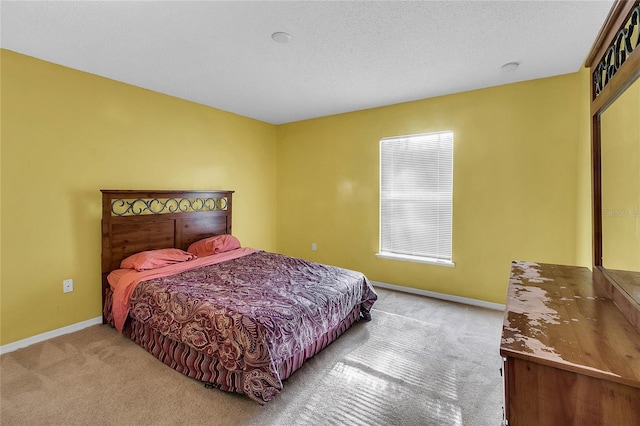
top-left (104, 289), bottom-right (362, 403)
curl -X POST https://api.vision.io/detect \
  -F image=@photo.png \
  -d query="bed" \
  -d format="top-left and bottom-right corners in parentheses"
top-left (101, 189), bottom-right (377, 404)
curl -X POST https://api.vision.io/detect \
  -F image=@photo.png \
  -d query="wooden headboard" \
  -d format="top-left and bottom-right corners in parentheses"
top-left (100, 190), bottom-right (234, 316)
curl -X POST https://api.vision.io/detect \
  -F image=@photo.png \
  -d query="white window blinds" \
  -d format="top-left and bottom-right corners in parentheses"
top-left (379, 131), bottom-right (454, 264)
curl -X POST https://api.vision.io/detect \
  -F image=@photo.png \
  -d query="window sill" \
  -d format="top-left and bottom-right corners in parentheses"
top-left (375, 252), bottom-right (455, 268)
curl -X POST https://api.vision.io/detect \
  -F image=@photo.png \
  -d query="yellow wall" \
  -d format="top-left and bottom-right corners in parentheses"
top-left (575, 67), bottom-right (595, 269)
top-left (276, 72), bottom-right (590, 304)
top-left (1, 48), bottom-right (594, 346)
top-left (0, 50), bottom-right (277, 345)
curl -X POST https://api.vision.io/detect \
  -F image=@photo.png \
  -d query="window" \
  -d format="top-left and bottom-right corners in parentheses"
top-left (377, 131), bottom-right (454, 267)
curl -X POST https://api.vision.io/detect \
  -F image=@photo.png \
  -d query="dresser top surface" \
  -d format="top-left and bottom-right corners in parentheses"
top-left (500, 261), bottom-right (640, 388)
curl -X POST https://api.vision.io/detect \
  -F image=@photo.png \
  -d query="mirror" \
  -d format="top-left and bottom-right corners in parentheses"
top-left (600, 77), bottom-right (640, 304)
top-left (586, 0), bottom-right (640, 330)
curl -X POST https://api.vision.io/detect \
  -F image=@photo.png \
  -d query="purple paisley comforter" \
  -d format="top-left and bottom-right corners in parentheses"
top-left (126, 251), bottom-right (377, 403)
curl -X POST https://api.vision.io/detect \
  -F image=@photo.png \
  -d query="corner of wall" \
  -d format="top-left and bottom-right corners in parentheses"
top-left (575, 67), bottom-right (594, 269)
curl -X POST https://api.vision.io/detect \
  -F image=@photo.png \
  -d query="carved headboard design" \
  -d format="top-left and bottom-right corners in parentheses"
top-left (100, 189), bottom-right (234, 312)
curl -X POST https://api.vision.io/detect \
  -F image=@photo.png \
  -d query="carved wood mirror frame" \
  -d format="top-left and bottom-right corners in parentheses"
top-left (585, 0), bottom-right (640, 330)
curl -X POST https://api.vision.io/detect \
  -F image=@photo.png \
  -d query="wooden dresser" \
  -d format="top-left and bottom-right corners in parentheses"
top-left (500, 261), bottom-right (640, 426)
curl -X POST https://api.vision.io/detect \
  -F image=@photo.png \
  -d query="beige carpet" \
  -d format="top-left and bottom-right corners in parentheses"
top-left (1, 289), bottom-right (505, 425)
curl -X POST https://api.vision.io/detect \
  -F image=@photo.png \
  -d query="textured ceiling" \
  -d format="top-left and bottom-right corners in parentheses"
top-left (1, 1), bottom-right (614, 124)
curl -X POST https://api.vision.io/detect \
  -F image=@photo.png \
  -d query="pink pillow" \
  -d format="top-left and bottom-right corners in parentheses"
top-left (187, 234), bottom-right (241, 257)
top-left (120, 248), bottom-right (196, 271)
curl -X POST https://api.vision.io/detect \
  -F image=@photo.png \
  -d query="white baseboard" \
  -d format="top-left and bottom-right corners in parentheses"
top-left (1, 282), bottom-right (503, 354)
top-left (0, 316), bottom-right (103, 355)
top-left (372, 281), bottom-right (505, 311)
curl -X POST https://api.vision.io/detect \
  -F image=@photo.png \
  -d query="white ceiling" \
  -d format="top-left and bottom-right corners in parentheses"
top-left (1, 1), bottom-right (613, 124)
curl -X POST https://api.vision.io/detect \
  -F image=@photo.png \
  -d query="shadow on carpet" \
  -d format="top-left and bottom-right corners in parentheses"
top-left (257, 309), bottom-right (504, 426)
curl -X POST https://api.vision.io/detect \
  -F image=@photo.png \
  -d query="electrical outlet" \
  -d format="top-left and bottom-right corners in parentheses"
top-left (63, 279), bottom-right (74, 293)
top-left (311, 243), bottom-right (317, 251)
